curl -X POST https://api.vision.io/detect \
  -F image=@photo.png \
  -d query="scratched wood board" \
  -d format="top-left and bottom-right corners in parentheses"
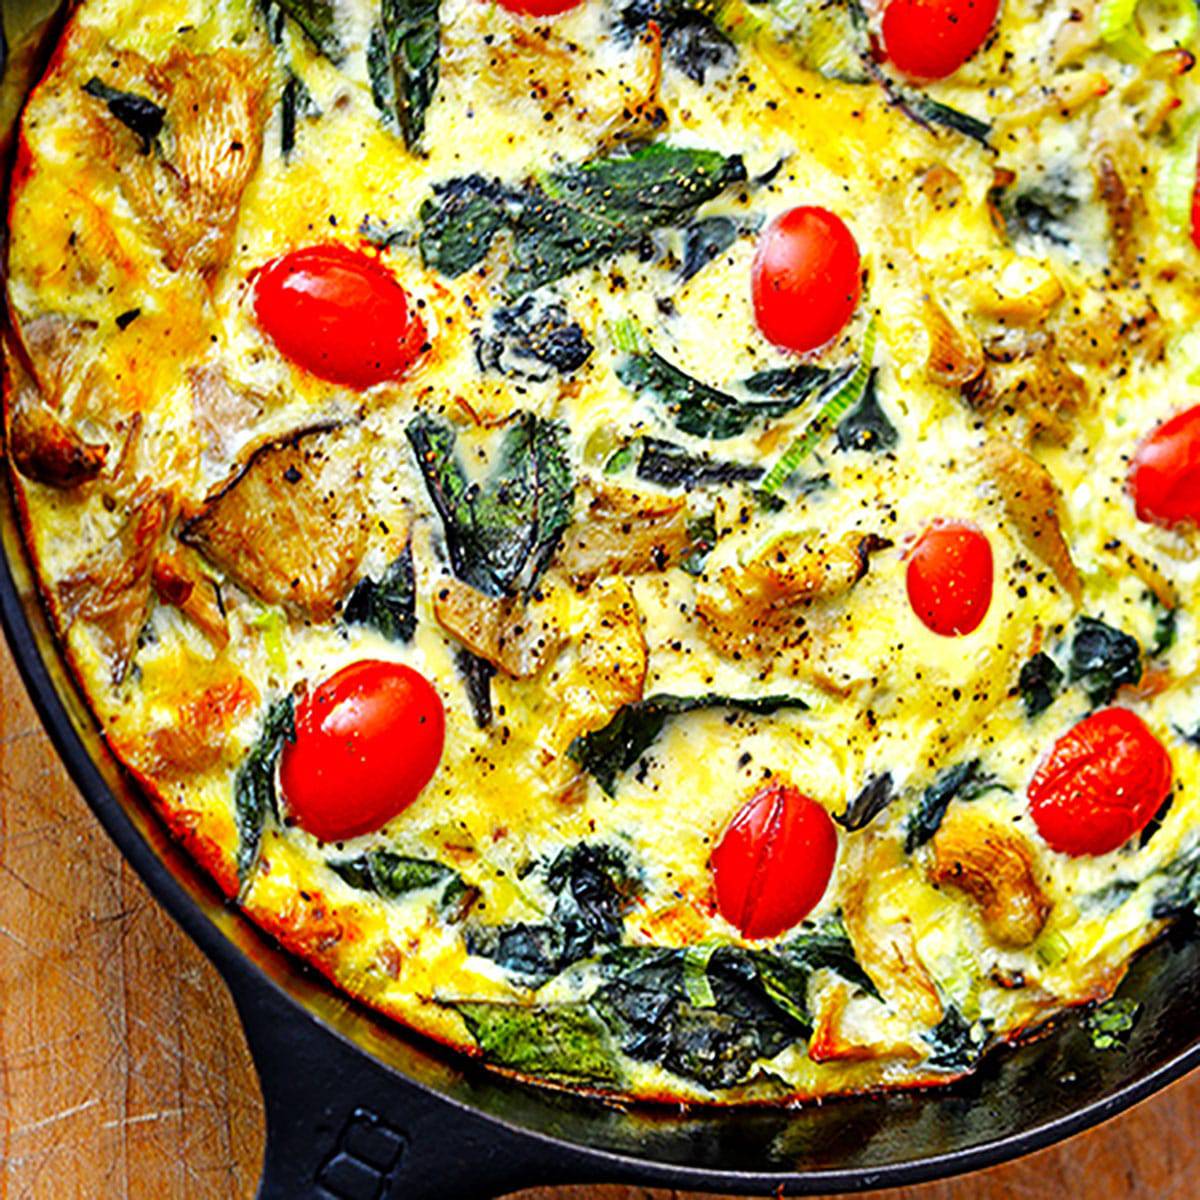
top-left (2, 638), bottom-right (1198, 1200)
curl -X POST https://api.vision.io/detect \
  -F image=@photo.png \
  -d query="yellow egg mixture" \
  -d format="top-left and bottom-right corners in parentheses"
top-left (6, 0), bottom-right (1200, 1101)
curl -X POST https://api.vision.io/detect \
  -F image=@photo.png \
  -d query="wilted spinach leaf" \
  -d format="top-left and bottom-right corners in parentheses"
top-left (1151, 844), bottom-right (1200, 919)
top-left (992, 172), bottom-right (1079, 251)
top-left (742, 362), bottom-right (834, 399)
top-left (1069, 616), bottom-right (1142, 707)
top-left (904, 759), bottom-right (1005, 853)
top-left (1139, 791), bottom-right (1174, 849)
top-left (1149, 594), bottom-right (1177, 658)
top-left (280, 70), bottom-right (319, 159)
top-left (1086, 997), bottom-right (1140, 1050)
top-left (82, 78), bottom-right (165, 154)
top-left (834, 772), bottom-right (894, 832)
top-left (923, 1004), bottom-right (984, 1070)
top-left (369, 0), bottom-right (440, 151)
top-left (681, 512), bottom-right (717, 575)
top-left (234, 697), bottom-right (295, 885)
top-left (680, 216), bottom-right (739, 280)
top-left (635, 437), bottom-right (763, 488)
top-left (835, 371), bottom-right (898, 453)
top-left (343, 545), bottom-right (415, 642)
top-left (466, 843), bottom-right (635, 983)
top-left (329, 848), bottom-right (459, 899)
top-left (1018, 651), bottom-right (1064, 717)
top-left (570, 692), bottom-right (809, 795)
top-left (475, 294), bottom-right (593, 381)
top-left (454, 1001), bottom-right (622, 1083)
top-left (618, 0), bottom-right (735, 83)
top-left (407, 411), bottom-right (573, 597)
top-left (613, 321), bottom-right (810, 439)
top-left (455, 647), bottom-right (496, 728)
top-left (419, 144), bottom-right (745, 295)
top-left (273, 0), bottom-right (343, 60)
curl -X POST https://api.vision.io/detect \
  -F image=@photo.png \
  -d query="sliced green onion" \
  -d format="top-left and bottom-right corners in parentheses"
top-left (1158, 111), bottom-right (1200, 235)
top-left (683, 942), bottom-right (719, 1007)
top-left (759, 316), bottom-right (877, 496)
top-left (1035, 928), bottom-right (1071, 967)
top-left (1099, 0), bottom-right (1198, 64)
top-left (247, 605), bottom-right (289, 676)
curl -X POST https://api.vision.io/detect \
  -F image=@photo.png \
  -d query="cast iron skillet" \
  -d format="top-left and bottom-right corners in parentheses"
top-left (3, 3), bottom-right (1200, 1196)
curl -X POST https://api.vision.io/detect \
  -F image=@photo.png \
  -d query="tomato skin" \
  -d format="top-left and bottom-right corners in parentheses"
top-left (253, 244), bottom-right (427, 390)
top-left (279, 660), bottom-right (445, 842)
top-left (712, 784), bottom-right (838, 940)
top-left (905, 521), bottom-right (993, 637)
top-left (1128, 405), bottom-right (1200, 528)
top-left (495, 0), bottom-right (582, 13)
top-left (1192, 147), bottom-right (1200, 251)
top-left (751, 207), bottom-right (862, 354)
top-left (881, 0), bottom-right (1001, 80)
top-left (1028, 708), bottom-right (1172, 857)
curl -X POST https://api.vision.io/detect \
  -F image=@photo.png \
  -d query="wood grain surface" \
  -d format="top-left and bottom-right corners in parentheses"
top-left (2, 636), bottom-right (1197, 1200)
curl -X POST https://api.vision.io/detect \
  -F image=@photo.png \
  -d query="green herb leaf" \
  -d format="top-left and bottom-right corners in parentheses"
top-left (1085, 997), bottom-right (1140, 1050)
top-left (273, 0), bottom-right (343, 60)
top-left (905, 759), bottom-right (1006, 853)
top-left (82, 78), bottom-right (165, 154)
top-left (406, 411), bottom-right (574, 597)
top-left (328, 849), bottom-right (459, 899)
top-left (233, 697), bottom-right (296, 886)
top-left (1018, 651), bottom-right (1064, 717)
top-left (280, 70), bottom-right (319, 160)
top-left (834, 370), bottom-right (898, 453)
top-left (1152, 844), bottom-right (1200, 918)
top-left (455, 647), bottom-right (496, 728)
top-left (613, 319), bottom-right (815, 440)
top-left (476, 294), bottom-right (593, 381)
top-left (343, 546), bottom-right (416, 642)
top-left (1149, 593), bottom-right (1178, 657)
top-left (680, 215), bottom-right (740, 279)
top-left (370, 0), bottom-right (440, 152)
top-left (1069, 616), bottom-right (1142, 706)
top-left (569, 692), bottom-right (809, 796)
top-left (419, 144), bottom-right (745, 294)
top-left (454, 1001), bottom-right (622, 1084)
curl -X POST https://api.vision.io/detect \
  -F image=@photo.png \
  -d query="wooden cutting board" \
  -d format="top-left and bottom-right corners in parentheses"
top-left (2, 638), bottom-right (1197, 1199)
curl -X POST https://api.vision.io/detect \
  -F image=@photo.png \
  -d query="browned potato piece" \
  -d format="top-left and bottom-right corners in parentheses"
top-left (558, 480), bottom-right (690, 583)
top-left (433, 577), bottom-right (563, 677)
top-left (929, 808), bottom-right (1052, 947)
top-left (980, 437), bottom-right (1080, 604)
top-left (57, 490), bottom-right (171, 682)
top-left (181, 426), bottom-right (368, 623)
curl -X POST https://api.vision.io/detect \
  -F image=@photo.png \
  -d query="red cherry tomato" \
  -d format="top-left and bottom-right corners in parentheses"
top-left (712, 783), bottom-right (837, 940)
top-left (1028, 708), bottom-right (1172, 857)
top-left (253, 244), bottom-right (427, 390)
top-left (495, 0), bottom-right (582, 14)
top-left (751, 207), bottom-right (862, 354)
top-left (881, 0), bottom-right (1001, 80)
top-left (906, 520), bottom-right (993, 637)
top-left (1128, 405), bottom-right (1200, 528)
top-left (279, 660), bottom-right (445, 842)
top-left (1191, 144), bottom-right (1200, 250)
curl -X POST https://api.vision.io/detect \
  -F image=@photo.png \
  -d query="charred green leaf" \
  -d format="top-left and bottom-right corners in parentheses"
top-left (476, 294), bottom-right (593, 381)
top-left (82, 77), bottom-right (165, 154)
top-left (280, 70), bottom-right (319, 160)
top-left (618, 0), bottom-right (734, 83)
top-left (1018, 651), bottom-right (1064, 717)
top-left (635, 437), bottom-right (763, 488)
top-left (233, 697), bottom-right (295, 885)
top-left (273, 0), bottom-right (343, 60)
top-left (455, 647), bottom-right (496, 728)
top-left (834, 772), bottom-right (894, 832)
top-left (406, 412), bottom-right (573, 597)
top-left (329, 849), bottom-right (460, 899)
top-left (905, 759), bottom-right (1006, 853)
top-left (923, 1004), bottom-right (985, 1070)
top-left (343, 545), bottom-right (416, 642)
top-left (835, 371), bottom-right (898, 453)
top-left (680, 215), bottom-right (739, 279)
top-left (569, 693), bottom-right (808, 796)
top-left (1069, 616), bottom-right (1142, 707)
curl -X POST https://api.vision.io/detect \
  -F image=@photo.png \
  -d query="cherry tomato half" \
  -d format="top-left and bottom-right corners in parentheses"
top-left (253, 244), bottom-right (427, 390)
top-left (279, 660), bottom-right (445, 842)
top-left (712, 783), bottom-right (837, 940)
top-left (1128, 405), bottom-right (1200, 528)
top-left (1191, 143), bottom-right (1200, 250)
top-left (906, 521), bottom-right (993, 637)
top-left (1028, 708), bottom-right (1172, 857)
top-left (881, 0), bottom-right (1001, 80)
top-left (751, 207), bottom-right (862, 354)
top-left (495, 0), bottom-right (582, 13)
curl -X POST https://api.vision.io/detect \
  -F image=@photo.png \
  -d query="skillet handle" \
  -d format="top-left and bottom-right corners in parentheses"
top-left (227, 968), bottom-right (578, 1200)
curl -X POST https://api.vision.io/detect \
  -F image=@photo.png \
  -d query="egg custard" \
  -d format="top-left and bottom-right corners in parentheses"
top-left (7, 0), bottom-right (1200, 1103)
